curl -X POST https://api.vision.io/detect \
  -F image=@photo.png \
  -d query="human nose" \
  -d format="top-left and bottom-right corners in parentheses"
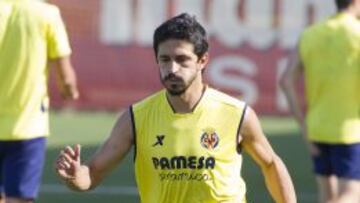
top-left (168, 61), bottom-right (180, 74)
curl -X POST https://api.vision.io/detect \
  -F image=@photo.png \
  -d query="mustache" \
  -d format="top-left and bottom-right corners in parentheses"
top-left (163, 73), bottom-right (182, 82)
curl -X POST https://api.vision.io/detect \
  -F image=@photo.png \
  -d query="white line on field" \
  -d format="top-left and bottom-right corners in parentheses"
top-left (41, 184), bottom-right (317, 200)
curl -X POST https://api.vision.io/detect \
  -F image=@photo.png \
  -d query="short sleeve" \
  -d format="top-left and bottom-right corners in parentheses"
top-left (47, 6), bottom-right (71, 59)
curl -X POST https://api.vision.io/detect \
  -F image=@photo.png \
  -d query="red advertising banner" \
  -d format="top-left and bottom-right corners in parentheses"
top-left (49, 0), bottom-right (335, 114)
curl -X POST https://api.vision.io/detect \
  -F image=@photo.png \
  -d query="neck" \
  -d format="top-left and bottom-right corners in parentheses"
top-left (166, 77), bottom-right (205, 113)
top-left (340, 6), bottom-right (360, 18)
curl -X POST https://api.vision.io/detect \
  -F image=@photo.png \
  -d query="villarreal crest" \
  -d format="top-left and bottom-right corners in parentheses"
top-left (200, 128), bottom-right (219, 150)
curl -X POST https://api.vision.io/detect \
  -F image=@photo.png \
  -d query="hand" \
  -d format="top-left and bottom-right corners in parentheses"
top-left (299, 126), bottom-right (320, 156)
top-left (305, 142), bottom-right (320, 156)
top-left (60, 83), bottom-right (79, 100)
top-left (55, 144), bottom-right (82, 179)
top-left (55, 144), bottom-right (90, 191)
top-left (297, 123), bottom-right (319, 156)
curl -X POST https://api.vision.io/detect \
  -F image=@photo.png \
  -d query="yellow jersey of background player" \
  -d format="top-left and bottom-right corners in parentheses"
top-left (280, 0), bottom-right (360, 202)
top-left (0, 0), bottom-right (78, 202)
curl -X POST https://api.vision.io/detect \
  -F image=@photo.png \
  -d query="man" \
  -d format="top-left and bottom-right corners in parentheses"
top-left (55, 13), bottom-right (296, 203)
top-left (280, 0), bottom-right (360, 202)
top-left (0, 0), bottom-right (79, 203)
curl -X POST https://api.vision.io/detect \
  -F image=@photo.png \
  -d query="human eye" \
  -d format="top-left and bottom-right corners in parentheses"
top-left (159, 56), bottom-right (171, 63)
top-left (176, 55), bottom-right (191, 64)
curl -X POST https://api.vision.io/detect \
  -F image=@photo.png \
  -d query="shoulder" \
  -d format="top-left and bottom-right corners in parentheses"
top-left (4, 1), bottom-right (60, 20)
top-left (301, 15), bottom-right (338, 40)
top-left (344, 16), bottom-right (360, 38)
top-left (20, 1), bottom-right (59, 13)
top-left (299, 19), bottom-right (330, 54)
top-left (28, 2), bottom-right (61, 23)
top-left (131, 89), bottom-right (165, 113)
top-left (206, 88), bottom-right (247, 110)
top-left (301, 21), bottom-right (325, 41)
top-left (32, 1), bottom-right (59, 11)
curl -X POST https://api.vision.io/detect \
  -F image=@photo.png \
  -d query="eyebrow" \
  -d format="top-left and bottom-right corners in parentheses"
top-left (158, 54), bottom-right (170, 58)
top-left (159, 53), bottom-right (191, 58)
top-left (175, 54), bottom-right (191, 59)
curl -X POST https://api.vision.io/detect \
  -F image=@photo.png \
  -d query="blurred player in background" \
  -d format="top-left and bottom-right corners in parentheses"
top-left (55, 13), bottom-right (296, 203)
top-left (0, 0), bottom-right (79, 202)
top-left (280, 0), bottom-right (360, 202)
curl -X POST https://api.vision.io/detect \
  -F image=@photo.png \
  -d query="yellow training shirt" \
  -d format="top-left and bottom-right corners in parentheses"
top-left (0, 0), bottom-right (71, 140)
top-left (299, 13), bottom-right (360, 144)
top-left (131, 87), bottom-right (247, 203)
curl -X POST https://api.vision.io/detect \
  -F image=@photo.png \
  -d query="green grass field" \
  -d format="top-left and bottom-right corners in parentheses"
top-left (37, 111), bottom-right (317, 203)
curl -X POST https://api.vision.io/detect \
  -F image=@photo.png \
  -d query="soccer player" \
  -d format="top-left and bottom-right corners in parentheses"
top-left (280, 0), bottom-right (360, 202)
top-left (55, 13), bottom-right (296, 203)
top-left (0, 0), bottom-right (79, 203)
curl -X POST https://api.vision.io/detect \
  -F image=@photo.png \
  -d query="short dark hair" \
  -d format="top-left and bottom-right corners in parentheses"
top-left (153, 13), bottom-right (209, 59)
top-left (335, 0), bottom-right (353, 11)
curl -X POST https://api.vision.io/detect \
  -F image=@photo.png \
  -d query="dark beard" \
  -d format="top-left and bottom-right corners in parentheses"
top-left (160, 73), bottom-right (196, 96)
top-left (167, 84), bottom-right (187, 96)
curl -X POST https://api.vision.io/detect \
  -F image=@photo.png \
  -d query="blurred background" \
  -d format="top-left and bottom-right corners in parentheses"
top-left (41, 0), bottom-right (336, 202)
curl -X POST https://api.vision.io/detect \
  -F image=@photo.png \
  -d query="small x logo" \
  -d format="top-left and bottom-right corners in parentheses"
top-left (152, 135), bottom-right (165, 147)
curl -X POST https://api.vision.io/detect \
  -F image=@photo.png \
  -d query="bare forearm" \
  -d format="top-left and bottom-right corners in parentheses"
top-left (263, 156), bottom-right (297, 203)
top-left (279, 52), bottom-right (306, 135)
top-left (281, 83), bottom-right (304, 124)
top-left (51, 57), bottom-right (79, 100)
top-left (281, 85), bottom-right (310, 143)
top-left (58, 66), bottom-right (77, 90)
